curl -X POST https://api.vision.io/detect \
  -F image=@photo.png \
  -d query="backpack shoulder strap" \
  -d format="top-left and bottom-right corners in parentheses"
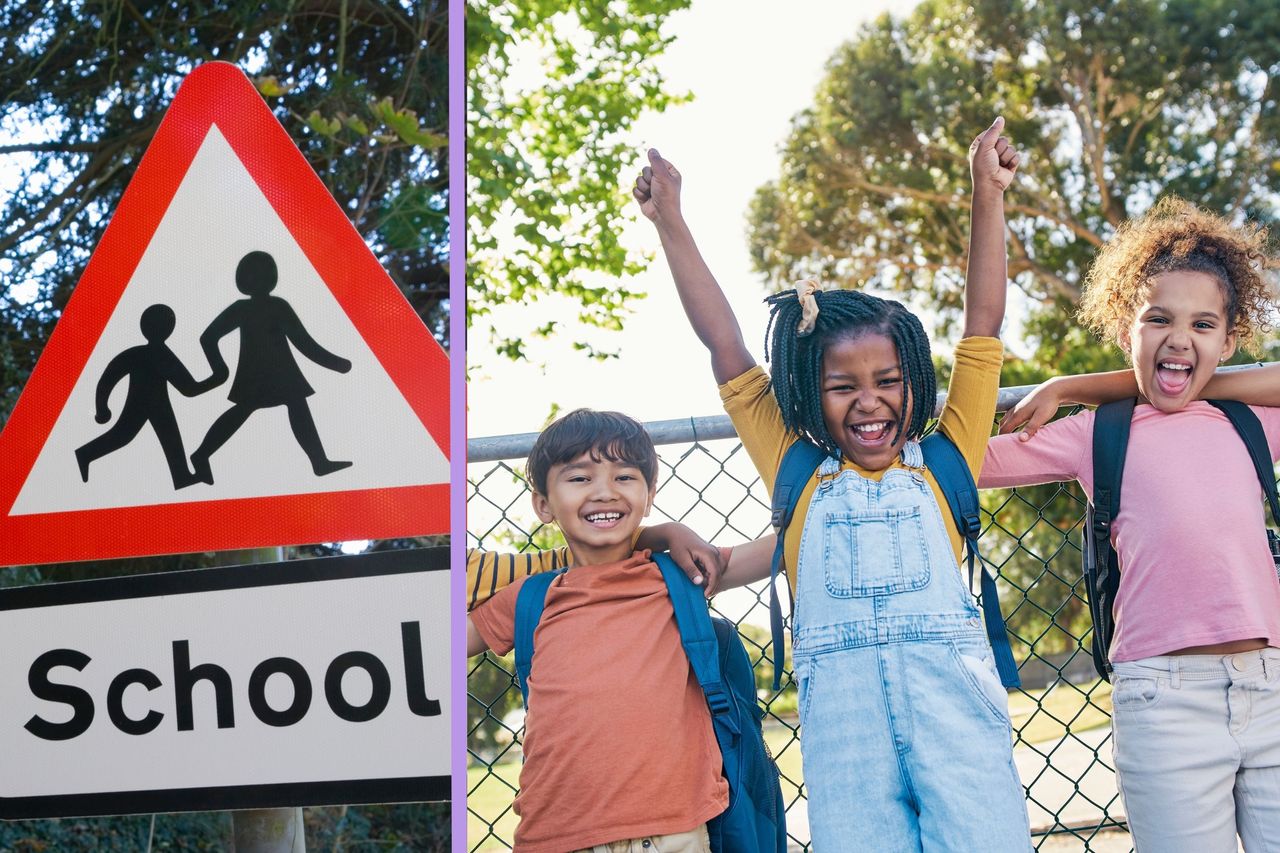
top-left (1091, 398), bottom-right (1137, 546)
top-left (1086, 398), bottom-right (1137, 681)
top-left (920, 432), bottom-right (980, 544)
top-left (767, 438), bottom-right (828, 690)
top-left (1206, 400), bottom-right (1280, 526)
top-left (513, 568), bottom-right (566, 706)
top-left (922, 431), bottom-right (1020, 688)
top-left (653, 552), bottom-right (739, 734)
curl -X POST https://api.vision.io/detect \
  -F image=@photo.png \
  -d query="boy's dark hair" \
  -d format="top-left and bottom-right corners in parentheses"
top-left (764, 288), bottom-right (935, 456)
top-left (527, 409), bottom-right (659, 495)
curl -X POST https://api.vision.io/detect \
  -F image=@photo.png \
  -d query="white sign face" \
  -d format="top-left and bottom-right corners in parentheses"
top-left (0, 62), bottom-right (449, 566)
top-left (0, 549), bottom-right (448, 818)
top-left (11, 125), bottom-right (449, 516)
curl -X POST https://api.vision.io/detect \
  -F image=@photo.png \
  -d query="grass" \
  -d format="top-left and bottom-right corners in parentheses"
top-left (466, 722), bottom-right (803, 852)
top-left (1009, 678), bottom-right (1113, 745)
top-left (467, 759), bottom-right (520, 852)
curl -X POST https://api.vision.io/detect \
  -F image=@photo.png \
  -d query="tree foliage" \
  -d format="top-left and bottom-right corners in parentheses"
top-left (0, 0), bottom-right (447, 421)
top-left (466, 0), bottom-right (690, 361)
top-left (0, 5), bottom-right (448, 843)
top-left (749, 0), bottom-right (1280, 660)
top-left (748, 0), bottom-right (1280, 373)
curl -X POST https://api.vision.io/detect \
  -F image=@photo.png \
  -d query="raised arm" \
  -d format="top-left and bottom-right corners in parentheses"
top-left (964, 117), bottom-right (1021, 339)
top-left (633, 149), bottom-right (754, 384)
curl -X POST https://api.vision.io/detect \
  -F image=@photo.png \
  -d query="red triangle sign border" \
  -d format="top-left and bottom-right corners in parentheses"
top-left (0, 62), bottom-right (449, 566)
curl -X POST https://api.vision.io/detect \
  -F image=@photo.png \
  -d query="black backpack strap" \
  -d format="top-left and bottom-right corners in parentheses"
top-left (1091, 399), bottom-right (1135, 580)
top-left (922, 432), bottom-right (1020, 688)
top-left (767, 438), bottom-right (827, 690)
top-left (1089, 398), bottom-right (1136, 679)
top-left (512, 569), bottom-right (566, 706)
top-left (1206, 400), bottom-right (1280, 525)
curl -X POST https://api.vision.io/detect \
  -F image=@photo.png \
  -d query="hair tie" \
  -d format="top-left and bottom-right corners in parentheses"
top-left (794, 279), bottom-right (821, 336)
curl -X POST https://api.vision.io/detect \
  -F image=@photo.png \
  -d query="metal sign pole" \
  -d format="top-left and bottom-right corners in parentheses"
top-left (217, 546), bottom-right (306, 853)
top-left (233, 806), bottom-right (305, 853)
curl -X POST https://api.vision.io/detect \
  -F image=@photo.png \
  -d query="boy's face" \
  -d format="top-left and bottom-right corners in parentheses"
top-left (820, 331), bottom-right (912, 471)
top-left (1121, 270), bottom-right (1236, 412)
top-left (532, 451), bottom-right (655, 566)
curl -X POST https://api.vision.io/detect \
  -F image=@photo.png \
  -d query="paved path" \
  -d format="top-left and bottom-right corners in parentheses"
top-left (1017, 725), bottom-right (1124, 831)
top-left (782, 726), bottom-right (1129, 850)
top-left (782, 724), bottom-right (1243, 850)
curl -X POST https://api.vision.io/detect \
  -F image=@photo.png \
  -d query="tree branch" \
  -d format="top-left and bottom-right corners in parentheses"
top-left (1055, 67), bottom-right (1121, 227)
top-left (0, 122), bottom-right (155, 257)
top-left (844, 171), bottom-right (1104, 247)
top-left (1006, 222), bottom-right (1080, 302)
top-left (1229, 74), bottom-right (1271, 219)
top-left (0, 142), bottom-right (101, 155)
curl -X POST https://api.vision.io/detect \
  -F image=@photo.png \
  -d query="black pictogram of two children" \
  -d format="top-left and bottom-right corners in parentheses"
top-left (75, 251), bottom-right (353, 489)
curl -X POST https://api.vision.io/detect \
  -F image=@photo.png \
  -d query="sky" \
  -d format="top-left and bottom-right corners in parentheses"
top-left (467, 0), bottom-right (923, 442)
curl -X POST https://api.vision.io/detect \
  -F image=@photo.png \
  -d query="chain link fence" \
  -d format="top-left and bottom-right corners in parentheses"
top-left (467, 390), bottom-right (1138, 852)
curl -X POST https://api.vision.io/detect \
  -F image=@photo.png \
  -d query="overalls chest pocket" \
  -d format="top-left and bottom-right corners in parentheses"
top-left (822, 505), bottom-right (930, 597)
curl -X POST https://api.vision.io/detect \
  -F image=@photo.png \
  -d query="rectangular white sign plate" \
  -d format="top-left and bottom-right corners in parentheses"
top-left (0, 548), bottom-right (449, 818)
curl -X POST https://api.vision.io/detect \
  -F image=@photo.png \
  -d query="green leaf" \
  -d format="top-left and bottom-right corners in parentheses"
top-left (305, 109), bottom-right (342, 137)
top-left (254, 75), bottom-right (290, 97)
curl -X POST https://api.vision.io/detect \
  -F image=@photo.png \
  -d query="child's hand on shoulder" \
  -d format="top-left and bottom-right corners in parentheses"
top-left (635, 520), bottom-right (724, 596)
top-left (969, 116), bottom-right (1021, 195)
top-left (632, 148), bottom-right (683, 226)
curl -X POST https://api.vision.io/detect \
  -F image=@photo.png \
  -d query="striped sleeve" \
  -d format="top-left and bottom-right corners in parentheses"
top-left (466, 547), bottom-right (573, 611)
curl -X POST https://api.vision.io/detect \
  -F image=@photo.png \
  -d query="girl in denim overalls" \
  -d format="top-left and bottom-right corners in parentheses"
top-left (635, 119), bottom-right (1032, 850)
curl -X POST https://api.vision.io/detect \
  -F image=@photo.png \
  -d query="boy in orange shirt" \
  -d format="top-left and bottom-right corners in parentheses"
top-left (467, 408), bottom-right (747, 853)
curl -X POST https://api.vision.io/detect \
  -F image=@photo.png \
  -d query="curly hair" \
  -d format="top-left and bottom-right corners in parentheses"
top-left (1077, 197), bottom-right (1274, 352)
top-left (764, 287), bottom-right (935, 456)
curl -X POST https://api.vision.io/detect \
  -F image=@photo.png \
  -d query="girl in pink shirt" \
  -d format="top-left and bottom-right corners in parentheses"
top-left (981, 199), bottom-right (1280, 852)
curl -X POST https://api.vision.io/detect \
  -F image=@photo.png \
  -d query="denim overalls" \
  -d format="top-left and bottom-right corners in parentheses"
top-left (792, 443), bottom-right (1031, 851)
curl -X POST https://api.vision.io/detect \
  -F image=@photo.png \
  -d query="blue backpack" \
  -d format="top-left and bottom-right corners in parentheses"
top-left (767, 431), bottom-right (1021, 690)
top-left (514, 551), bottom-right (788, 853)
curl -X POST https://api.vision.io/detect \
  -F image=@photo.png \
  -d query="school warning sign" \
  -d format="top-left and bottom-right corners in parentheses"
top-left (0, 62), bottom-right (450, 566)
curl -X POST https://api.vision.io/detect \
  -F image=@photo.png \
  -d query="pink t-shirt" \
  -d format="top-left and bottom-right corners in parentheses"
top-left (980, 401), bottom-right (1280, 662)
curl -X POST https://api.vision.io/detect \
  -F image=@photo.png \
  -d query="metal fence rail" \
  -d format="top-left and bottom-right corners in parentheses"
top-left (467, 386), bottom-right (1136, 852)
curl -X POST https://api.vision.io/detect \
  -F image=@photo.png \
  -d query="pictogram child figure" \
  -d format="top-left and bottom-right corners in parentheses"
top-left (75, 303), bottom-right (210, 489)
top-left (190, 250), bottom-right (352, 484)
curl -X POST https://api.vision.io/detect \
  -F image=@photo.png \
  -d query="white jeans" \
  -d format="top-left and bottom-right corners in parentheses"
top-left (1111, 649), bottom-right (1280, 853)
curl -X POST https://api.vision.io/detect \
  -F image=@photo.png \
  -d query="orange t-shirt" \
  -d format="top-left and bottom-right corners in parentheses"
top-left (469, 550), bottom-right (730, 852)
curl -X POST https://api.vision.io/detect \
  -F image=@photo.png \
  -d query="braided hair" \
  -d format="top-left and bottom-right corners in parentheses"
top-left (764, 287), bottom-right (935, 457)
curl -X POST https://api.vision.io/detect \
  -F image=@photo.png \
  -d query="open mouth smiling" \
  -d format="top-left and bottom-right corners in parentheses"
top-left (849, 420), bottom-right (893, 445)
top-left (1154, 359), bottom-right (1193, 395)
